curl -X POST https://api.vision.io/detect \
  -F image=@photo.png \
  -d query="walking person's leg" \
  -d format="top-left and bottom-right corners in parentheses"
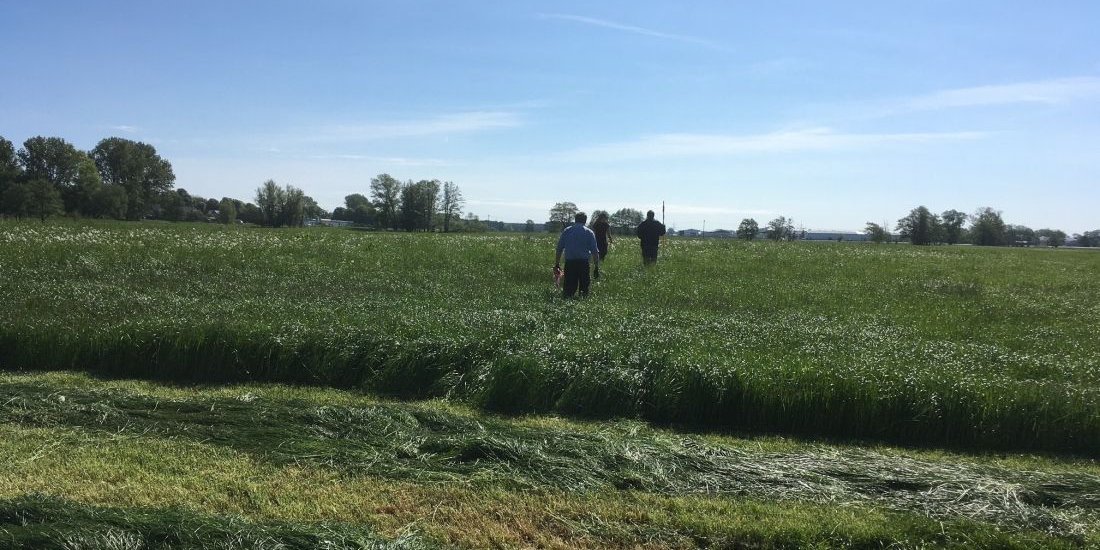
top-left (563, 260), bottom-right (581, 298)
top-left (578, 259), bottom-right (591, 296)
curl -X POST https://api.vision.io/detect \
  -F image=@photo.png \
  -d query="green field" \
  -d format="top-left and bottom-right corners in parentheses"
top-left (2, 220), bottom-right (1099, 547)
top-left (2, 221), bottom-right (1098, 452)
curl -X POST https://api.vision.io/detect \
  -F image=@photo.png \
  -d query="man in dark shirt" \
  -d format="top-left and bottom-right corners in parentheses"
top-left (555, 212), bottom-right (601, 298)
top-left (635, 210), bottom-right (666, 265)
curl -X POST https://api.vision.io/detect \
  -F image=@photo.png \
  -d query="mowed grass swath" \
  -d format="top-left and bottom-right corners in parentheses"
top-left (1, 220), bottom-right (1098, 453)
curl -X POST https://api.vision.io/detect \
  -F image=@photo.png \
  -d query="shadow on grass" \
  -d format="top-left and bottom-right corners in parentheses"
top-left (0, 494), bottom-right (429, 550)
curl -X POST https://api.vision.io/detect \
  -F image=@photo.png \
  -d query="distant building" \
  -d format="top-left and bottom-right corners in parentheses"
top-left (803, 231), bottom-right (869, 241)
top-left (314, 218), bottom-right (353, 227)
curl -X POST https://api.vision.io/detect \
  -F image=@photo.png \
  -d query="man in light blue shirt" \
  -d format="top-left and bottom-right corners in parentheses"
top-left (554, 212), bottom-right (601, 298)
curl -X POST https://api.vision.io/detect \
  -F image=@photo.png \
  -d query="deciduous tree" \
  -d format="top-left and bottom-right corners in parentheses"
top-left (1035, 228), bottom-right (1066, 247)
top-left (90, 137), bottom-right (175, 220)
top-left (765, 216), bottom-right (794, 241)
top-left (439, 181), bottom-right (464, 232)
top-left (1, 179), bottom-right (62, 221)
top-left (399, 180), bottom-right (440, 231)
top-left (217, 198), bottom-right (237, 224)
top-left (547, 202), bottom-right (579, 233)
top-left (896, 206), bottom-right (935, 245)
top-left (254, 180), bottom-right (306, 227)
top-left (18, 136), bottom-right (101, 215)
top-left (970, 207), bottom-right (1007, 246)
top-left (89, 185), bottom-right (128, 219)
top-left (864, 222), bottom-right (889, 244)
top-left (609, 208), bottom-right (643, 235)
top-left (0, 136), bottom-right (20, 200)
top-left (370, 174), bottom-right (402, 230)
top-left (736, 218), bottom-right (759, 240)
top-left (941, 209), bottom-right (966, 244)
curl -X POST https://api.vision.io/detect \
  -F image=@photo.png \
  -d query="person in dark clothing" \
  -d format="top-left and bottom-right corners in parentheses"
top-left (635, 210), bottom-right (666, 265)
top-left (591, 212), bottom-right (613, 261)
top-left (554, 212), bottom-right (601, 298)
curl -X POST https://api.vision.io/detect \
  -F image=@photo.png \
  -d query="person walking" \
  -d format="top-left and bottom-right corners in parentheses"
top-left (591, 212), bottom-right (613, 261)
top-left (635, 210), bottom-right (666, 265)
top-left (555, 212), bottom-right (601, 298)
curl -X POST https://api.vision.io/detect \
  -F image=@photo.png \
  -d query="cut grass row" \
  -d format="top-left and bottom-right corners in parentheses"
top-left (2, 372), bottom-right (1097, 548)
top-left (2, 221), bottom-right (1099, 453)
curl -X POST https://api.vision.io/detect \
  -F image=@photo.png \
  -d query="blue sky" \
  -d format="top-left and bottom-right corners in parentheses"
top-left (2, 1), bottom-right (1098, 232)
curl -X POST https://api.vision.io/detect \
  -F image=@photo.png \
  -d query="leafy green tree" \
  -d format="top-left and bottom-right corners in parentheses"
top-left (90, 137), bottom-right (175, 220)
top-left (344, 193), bottom-right (370, 211)
top-left (524, 219), bottom-right (535, 233)
top-left (399, 180), bottom-right (440, 232)
top-left (439, 181), bottom-right (464, 233)
top-left (1073, 230), bottom-right (1100, 247)
top-left (370, 174), bottom-right (402, 230)
top-left (970, 207), bottom-right (1007, 246)
top-left (896, 206), bottom-right (935, 245)
top-left (254, 180), bottom-right (304, 227)
top-left (337, 194), bottom-right (372, 225)
top-left (1004, 224), bottom-right (1036, 246)
top-left (736, 218), bottom-right (759, 240)
top-left (547, 201), bottom-right (579, 233)
top-left (1035, 228), bottom-right (1066, 247)
top-left (609, 207), bottom-right (643, 235)
top-left (18, 136), bottom-right (102, 215)
top-left (303, 195), bottom-right (326, 220)
top-left (765, 216), bottom-right (794, 241)
top-left (459, 212), bottom-right (488, 232)
top-left (0, 136), bottom-right (21, 200)
top-left (1, 179), bottom-right (62, 221)
top-left (238, 203), bottom-right (263, 225)
top-left (940, 209), bottom-right (966, 244)
top-left (864, 222), bottom-right (889, 244)
top-left (255, 180), bottom-right (285, 226)
top-left (89, 185), bottom-right (128, 219)
top-left (154, 189), bottom-right (187, 221)
top-left (217, 198), bottom-right (237, 224)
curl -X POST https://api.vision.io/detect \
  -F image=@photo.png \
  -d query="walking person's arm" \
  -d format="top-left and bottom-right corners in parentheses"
top-left (589, 232), bottom-right (600, 277)
top-left (555, 232), bottom-right (565, 268)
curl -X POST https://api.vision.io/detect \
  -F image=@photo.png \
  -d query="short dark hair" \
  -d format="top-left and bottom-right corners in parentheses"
top-left (575, 212), bottom-right (587, 223)
top-left (646, 210), bottom-right (655, 219)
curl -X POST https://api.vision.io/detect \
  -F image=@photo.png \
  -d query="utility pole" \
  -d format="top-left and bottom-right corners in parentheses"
top-left (661, 201), bottom-right (665, 226)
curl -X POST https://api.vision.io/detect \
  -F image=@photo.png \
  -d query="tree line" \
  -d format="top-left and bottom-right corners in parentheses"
top-left (545, 202), bottom-right (651, 234)
top-left (882, 206), bottom-right (1091, 247)
top-left (330, 175), bottom-right (468, 232)
top-left (545, 198), bottom-right (1096, 248)
top-left (0, 135), bottom-right (476, 232)
top-left (4, 134), bottom-right (1094, 243)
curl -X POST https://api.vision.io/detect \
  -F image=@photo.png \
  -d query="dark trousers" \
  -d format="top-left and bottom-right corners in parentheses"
top-left (563, 259), bottom-right (591, 298)
top-left (641, 245), bottom-right (659, 265)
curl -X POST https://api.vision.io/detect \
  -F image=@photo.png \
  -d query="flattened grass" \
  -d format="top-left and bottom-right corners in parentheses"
top-left (2, 372), bottom-right (1098, 547)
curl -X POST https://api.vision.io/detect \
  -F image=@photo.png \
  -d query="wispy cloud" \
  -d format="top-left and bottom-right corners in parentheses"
top-left (303, 111), bottom-right (521, 142)
top-left (895, 77), bottom-right (1100, 113)
top-left (667, 204), bottom-right (773, 217)
top-left (110, 125), bottom-right (140, 133)
top-left (565, 128), bottom-right (986, 161)
top-left (538, 13), bottom-right (723, 49)
top-left (305, 154), bottom-right (450, 167)
top-left (466, 198), bottom-right (554, 210)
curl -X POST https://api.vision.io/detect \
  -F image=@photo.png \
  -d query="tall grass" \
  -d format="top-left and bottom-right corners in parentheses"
top-left (1, 220), bottom-right (1098, 453)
